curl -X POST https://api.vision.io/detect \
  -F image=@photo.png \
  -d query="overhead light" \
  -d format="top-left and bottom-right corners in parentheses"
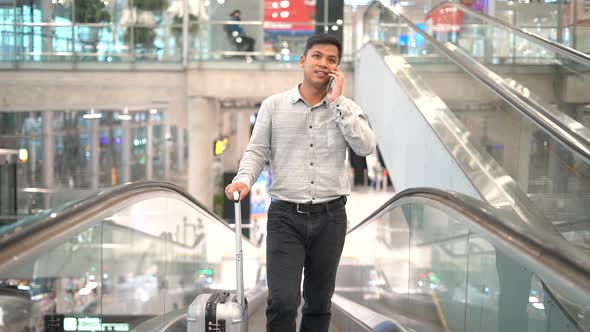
top-left (83, 108), bottom-right (102, 120)
top-left (280, 11), bottom-right (289, 18)
top-left (331, 25), bottom-right (339, 31)
top-left (272, 2), bottom-right (278, 9)
top-left (118, 107), bottom-right (132, 120)
top-left (336, 19), bottom-right (343, 25)
top-left (79, 287), bottom-right (92, 296)
top-left (149, 108), bottom-right (158, 114)
top-left (83, 113), bottom-right (102, 119)
top-left (280, 0), bottom-right (290, 8)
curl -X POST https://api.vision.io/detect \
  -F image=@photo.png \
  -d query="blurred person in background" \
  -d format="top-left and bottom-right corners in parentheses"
top-left (226, 10), bottom-right (256, 52)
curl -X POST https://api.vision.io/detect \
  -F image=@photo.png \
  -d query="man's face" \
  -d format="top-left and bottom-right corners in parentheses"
top-left (299, 43), bottom-right (339, 89)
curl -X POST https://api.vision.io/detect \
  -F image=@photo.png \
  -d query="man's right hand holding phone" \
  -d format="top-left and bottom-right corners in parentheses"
top-left (327, 65), bottom-right (344, 103)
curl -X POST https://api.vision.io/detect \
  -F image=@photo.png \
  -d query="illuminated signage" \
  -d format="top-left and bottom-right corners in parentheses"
top-left (61, 317), bottom-right (129, 332)
top-left (214, 137), bottom-right (229, 156)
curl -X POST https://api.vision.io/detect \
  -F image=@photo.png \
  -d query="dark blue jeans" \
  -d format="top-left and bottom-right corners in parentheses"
top-left (265, 198), bottom-right (347, 332)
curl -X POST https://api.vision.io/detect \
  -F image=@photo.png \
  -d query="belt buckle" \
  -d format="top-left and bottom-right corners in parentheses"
top-left (296, 203), bottom-right (309, 214)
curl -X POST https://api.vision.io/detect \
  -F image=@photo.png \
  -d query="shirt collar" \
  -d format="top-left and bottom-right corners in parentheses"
top-left (290, 84), bottom-right (330, 107)
top-left (289, 84), bottom-right (303, 104)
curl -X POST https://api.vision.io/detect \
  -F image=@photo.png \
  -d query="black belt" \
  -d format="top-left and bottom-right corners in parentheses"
top-left (271, 196), bottom-right (347, 214)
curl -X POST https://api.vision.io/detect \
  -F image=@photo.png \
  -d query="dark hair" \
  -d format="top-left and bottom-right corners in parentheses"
top-left (303, 33), bottom-right (342, 61)
top-left (230, 10), bottom-right (241, 16)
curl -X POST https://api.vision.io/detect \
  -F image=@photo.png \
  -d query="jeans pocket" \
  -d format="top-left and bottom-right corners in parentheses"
top-left (329, 206), bottom-right (347, 224)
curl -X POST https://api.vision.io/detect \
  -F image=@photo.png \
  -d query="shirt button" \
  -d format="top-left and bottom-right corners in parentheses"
top-left (309, 125), bottom-right (312, 129)
top-left (311, 181), bottom-right (314, 184)
top-left (312, 198), bottom-right (315, 200)
top-left (310, 162), bottom-right (313, 166)
top-left (310, 144), bottom-right (313, 147)
top-left (336, 104), bottom-right (340, 107)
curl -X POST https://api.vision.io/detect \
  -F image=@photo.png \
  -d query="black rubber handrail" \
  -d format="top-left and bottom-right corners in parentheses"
top-left (0, 181), bottom-right (259, 269)
top-left (347, 187), bottom-right (590, 306)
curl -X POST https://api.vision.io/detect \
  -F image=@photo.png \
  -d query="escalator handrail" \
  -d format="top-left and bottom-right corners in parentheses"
top-left (0, 181), bottom-right (260, 269)
top-left (443, 41), bottom-right (590, 162)
top-left (370, 1), bottom-right (590, 163)
top-left (428, 1), bottom-right (590, 67)
top-left (347, 187), bottom-right (590, 306)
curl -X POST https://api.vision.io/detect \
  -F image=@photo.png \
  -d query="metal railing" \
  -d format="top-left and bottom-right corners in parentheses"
top-left (428, 1), bottom-right (590, 66)
top-left (0, 18), bottom-right (354, 68)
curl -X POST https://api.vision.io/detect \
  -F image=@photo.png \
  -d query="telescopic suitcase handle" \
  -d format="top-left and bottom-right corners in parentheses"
top-left (232, 191), bottom-right (245, 309)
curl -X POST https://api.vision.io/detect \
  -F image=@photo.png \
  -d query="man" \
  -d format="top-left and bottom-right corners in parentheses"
top-left (225, 34), bottom-right (376, 332)
top-left (226, 10), bottom-right (255, 52)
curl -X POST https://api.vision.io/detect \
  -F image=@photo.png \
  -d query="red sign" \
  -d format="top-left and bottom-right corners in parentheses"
top-left (263, 0), bottom-right (316, 32)
top-left (425, 4), bottom-right (464, 33)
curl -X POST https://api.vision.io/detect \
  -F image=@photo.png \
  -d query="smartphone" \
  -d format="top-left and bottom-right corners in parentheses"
top-left (327, 77), bottom-right (335, 91)
top-left (327, 65), bottom-right (340, 91)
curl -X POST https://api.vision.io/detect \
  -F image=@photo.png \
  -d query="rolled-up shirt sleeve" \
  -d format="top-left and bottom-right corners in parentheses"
top-left (232, 99), bottom-right (272, 188)
top-left (329, 96), bottom-right (376, 156)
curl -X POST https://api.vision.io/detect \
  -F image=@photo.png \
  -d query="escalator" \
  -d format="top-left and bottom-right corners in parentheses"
top-left (0, 182), bottom-right (268, 331)
top-left (424, 1), bottom-right (590, 138)
top-left (0, 181), bottom-right (587, 332)
top-left (335, 188), bottom-right (590, 332)
top-left (358, 1), bottom-right (590, 250)
top-left (355, 1), bottom-right (590, 331)
top-left (0, 181), bottom-right (401, 332)
top-left (1, 3), bottom-right (589, 329)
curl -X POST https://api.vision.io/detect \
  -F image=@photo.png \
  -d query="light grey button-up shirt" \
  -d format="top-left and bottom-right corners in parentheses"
top-left (233, 85), bottom-right (376, 204)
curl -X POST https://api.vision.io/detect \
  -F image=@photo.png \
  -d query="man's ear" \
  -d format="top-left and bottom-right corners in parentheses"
top-left (299, 55), bottom-right (305, 68)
